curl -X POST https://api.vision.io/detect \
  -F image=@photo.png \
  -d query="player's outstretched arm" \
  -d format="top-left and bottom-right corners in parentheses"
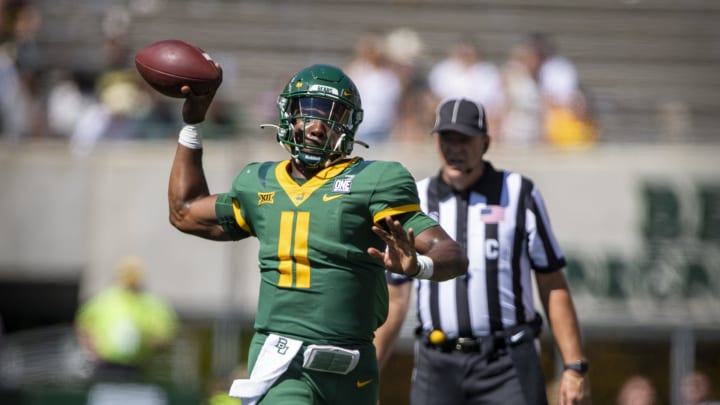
top-left (369, 216), bottom-right (467, 282)
top-left (168, 79), bottom-right (230, 241)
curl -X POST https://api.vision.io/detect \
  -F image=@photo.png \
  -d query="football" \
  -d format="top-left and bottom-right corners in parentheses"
top-left (134, 39), bottom-right (221, 98)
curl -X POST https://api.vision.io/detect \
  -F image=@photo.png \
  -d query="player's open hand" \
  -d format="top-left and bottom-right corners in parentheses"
top-left (182, 63), bottom-right (223, 124)
top-left (368, 216), bottom-right (418, 277)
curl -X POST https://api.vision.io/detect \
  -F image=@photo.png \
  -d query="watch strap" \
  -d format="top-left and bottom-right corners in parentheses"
top-left (563, 359), bottom-right (589, 374)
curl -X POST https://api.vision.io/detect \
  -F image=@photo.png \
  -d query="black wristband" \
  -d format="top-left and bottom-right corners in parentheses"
top-left (563, 359), bottom-right (589, 374)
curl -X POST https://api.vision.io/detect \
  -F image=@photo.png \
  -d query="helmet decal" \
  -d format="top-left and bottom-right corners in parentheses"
top-left (309, 84), bottom-right (339, 96)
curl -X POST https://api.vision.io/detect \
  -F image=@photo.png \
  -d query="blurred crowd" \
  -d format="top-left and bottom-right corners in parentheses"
top-left (0, 1), bottom-right (598, 155)
top-left (342, 29), bottom-right (599, 149)
top-left (0, 0), bottom-right (239, 157)
top-left (615, 371), bottom-right (720, 405)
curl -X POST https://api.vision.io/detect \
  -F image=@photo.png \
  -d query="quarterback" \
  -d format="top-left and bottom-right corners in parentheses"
top-left (167, 64), bottom-right (467, 404)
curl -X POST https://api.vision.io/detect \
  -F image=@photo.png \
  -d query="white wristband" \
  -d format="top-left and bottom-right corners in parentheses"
top-left (178, 125), bottom-right (202, 149)
top-left (414, 254), bottom-right (434, 279)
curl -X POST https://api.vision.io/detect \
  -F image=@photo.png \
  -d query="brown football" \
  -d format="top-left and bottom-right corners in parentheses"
top-left (134, 39), bottom-right (220, 98)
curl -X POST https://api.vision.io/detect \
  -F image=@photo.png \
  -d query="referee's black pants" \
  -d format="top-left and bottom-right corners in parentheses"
top-left (409, 340), bottom-right (548, 405)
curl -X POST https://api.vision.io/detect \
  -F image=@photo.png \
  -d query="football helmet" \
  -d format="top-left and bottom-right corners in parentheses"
top-left (274, 64), bottom-right (364, 168)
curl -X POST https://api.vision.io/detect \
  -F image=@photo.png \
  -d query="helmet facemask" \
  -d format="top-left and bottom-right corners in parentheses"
top-left (281, 96), bottom-right (354, 168)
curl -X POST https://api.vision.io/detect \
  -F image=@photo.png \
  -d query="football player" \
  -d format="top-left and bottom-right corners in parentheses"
top-left (167, 64), bottom-right (467, 404)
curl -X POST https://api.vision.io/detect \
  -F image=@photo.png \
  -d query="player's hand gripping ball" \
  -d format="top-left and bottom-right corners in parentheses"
top-left (134, 39), bottom-right (220, 98)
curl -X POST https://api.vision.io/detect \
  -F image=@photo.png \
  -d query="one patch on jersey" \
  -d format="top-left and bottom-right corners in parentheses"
top-left (257, 191), bottom-right (275, 206)
top-left (480, 205), bottom-right (505, 223)
top-left (332, 175), bottom-right (354, 193)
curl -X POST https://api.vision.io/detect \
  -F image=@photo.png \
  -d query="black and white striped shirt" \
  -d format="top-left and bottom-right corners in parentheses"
top-left (390, 162), bottom-right (566, 338)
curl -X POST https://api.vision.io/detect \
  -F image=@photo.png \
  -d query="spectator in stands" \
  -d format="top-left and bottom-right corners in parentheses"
top-left (383, 27), bottom-right (436, 144)
top-left (0, 0), bottom-right (41, 141)
top-left (389, 79), bottom-right (437, 145)
top-left (69, 34), bottom-right (134, 154)
top-left (529, 32), bottom-right (598, 148)
top-left (681, 370), bottom-right (720, 405)
top-left (9, 0), bottom-right (43, 138)
top-left (531, 33), bottom-right (578, 114)
top-left (344, 33), bottom-right (403, 145)
top-left (428, 38), bottom-right (505, 133)
top-left (0, 37), bottom-right (24, 141)
top-left (384, 27), bottom-right (425, 89)
top-left (617, 375), bottom-right (657, 405)
top-left (75, 256), bottom-right (178, 383)
top-left (46, 69), bottom-right (97, 138)
top-left (498, 39), bottom-right (544, 144)
top-left (69, 69), bottom-right (152, 155)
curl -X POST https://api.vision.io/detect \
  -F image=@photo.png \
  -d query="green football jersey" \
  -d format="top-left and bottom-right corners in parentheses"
top-left (215, 158), bottom-right (437, 345)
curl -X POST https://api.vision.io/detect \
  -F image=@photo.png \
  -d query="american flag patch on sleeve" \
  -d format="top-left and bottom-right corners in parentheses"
top-left (480, 205), bottom-right (505, 224)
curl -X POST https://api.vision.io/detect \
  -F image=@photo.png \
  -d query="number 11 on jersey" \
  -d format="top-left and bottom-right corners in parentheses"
top-left (278, 211), bottom-right (311, 288)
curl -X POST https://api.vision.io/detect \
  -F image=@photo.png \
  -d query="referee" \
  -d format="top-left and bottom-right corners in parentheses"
top-left (375, 98), bottom-right (590, 405)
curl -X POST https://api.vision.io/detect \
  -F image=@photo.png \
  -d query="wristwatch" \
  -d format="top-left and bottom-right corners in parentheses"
top-left (563, 360), bottom-right (590, 374)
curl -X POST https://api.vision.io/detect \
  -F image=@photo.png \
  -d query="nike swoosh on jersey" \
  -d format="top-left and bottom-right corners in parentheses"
top-left (322, 193), bottom-right (343, 202)
top-left (356, 379), bottom-right (373, 388)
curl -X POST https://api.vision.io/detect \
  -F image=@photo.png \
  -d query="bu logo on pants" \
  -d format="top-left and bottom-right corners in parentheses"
top-left (276, 337), bottom-right (289, 354)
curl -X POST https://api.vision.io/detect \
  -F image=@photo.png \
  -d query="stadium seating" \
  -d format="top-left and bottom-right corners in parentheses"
top-left (34, 0), bottom-right (720, 143)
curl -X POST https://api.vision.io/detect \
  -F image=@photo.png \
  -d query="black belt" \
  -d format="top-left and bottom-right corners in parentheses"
top-left (431, 334), bottom-right (507, 354)
top-left (418, 316), bottom-right (542, 355)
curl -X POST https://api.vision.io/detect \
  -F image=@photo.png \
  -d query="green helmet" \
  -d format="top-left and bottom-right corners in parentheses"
top-left (276, 64), bottom-right (364, 168)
